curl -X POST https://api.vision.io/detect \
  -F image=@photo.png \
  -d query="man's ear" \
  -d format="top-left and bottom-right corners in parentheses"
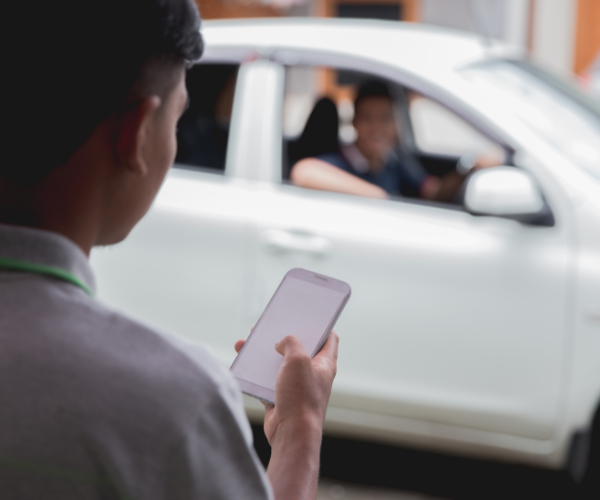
top-left (115, 96), bottom-right (162, 176)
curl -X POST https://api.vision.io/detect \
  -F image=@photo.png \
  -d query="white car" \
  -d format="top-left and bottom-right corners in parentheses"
top-left (91, 18), bottom-right (600, 486)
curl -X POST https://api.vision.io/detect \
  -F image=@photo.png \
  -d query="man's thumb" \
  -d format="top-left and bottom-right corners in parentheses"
top-left (275, 335), bottom-right (305, 357)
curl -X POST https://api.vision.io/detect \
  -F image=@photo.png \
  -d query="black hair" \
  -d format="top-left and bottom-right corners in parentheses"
top-left (354, 81), bottom-right (393, 111)
top-left (3, 0), bottom-right (203, 184)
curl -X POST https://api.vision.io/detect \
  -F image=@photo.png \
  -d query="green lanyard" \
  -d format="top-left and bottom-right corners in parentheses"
top-left (0, 256), bottom-right (93, 297)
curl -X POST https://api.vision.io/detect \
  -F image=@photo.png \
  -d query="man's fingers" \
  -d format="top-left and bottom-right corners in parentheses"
top-left (314, 331), bottom-right (339, 362)
top-left (275, 335), bottom-right (307, 358)
top-left (274, 333), bottom-right (338, 363)
top-left (234, 339), bottom-right (245, 353)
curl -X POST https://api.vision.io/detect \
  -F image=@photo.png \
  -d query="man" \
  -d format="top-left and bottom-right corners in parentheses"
top-left (0, 1), bottom-right (337, 499)
top-left (291, 81), bottom-right (498, 202)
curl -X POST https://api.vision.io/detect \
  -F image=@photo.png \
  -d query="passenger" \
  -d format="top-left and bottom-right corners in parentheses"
top-left (176, 68), bottom-right (237, 170)
top-left (291, 81), bottom-right (498, 202)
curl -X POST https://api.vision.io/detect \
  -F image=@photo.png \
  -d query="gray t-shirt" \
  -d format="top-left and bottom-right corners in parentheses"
top-left (0, 224), bottom-right (273, 500)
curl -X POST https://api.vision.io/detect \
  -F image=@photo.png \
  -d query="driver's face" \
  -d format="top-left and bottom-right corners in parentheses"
top-left (353, 96), bottom-right (397, 161)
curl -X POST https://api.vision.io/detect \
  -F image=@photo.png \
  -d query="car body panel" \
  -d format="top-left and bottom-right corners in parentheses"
top-left (251, 181), bottom-right (569, 442)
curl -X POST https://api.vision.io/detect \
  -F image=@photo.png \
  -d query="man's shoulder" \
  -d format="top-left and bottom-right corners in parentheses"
top-left (97, 308), bottom-right (247, 432)
top-left (0, 281), bottom-right (268, 498)
top-left (109, 309), bottom-right (241, 404)
top-left (84, 301), bottom-right (237, 407)
top-left (1, 280), bottom-right (241, 429)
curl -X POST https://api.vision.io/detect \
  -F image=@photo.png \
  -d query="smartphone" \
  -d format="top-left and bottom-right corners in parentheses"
top-left (230, 268), bottom-right (351, 405)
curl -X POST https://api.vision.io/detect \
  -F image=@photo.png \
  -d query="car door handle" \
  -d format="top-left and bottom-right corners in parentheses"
top-left (261, 229), bottom-right (333, 256)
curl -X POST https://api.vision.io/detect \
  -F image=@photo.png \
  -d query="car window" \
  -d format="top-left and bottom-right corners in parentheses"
top-left (281, 65), bottom-right (507, 206)
top-left (408, 93), bottom-right (505, 159)
top-left (462, 60), bottom-right (600, 182)
top-left (175, 63), bottom-right (239, 173)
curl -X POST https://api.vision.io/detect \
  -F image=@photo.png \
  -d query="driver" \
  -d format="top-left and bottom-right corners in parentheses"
top-left (290, 81), bottom-right (498, 202)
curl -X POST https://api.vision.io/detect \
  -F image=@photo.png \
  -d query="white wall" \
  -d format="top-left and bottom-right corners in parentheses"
top-left (502, 0), bottom-right (529, 48)
top-left (420, 0), bottom-right (505, 39)
top-left (419, 0), bottom-right (578, 76)
top-left (529, 0), bottom-right (577, 76)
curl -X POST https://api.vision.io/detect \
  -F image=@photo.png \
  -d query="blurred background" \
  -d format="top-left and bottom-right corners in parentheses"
top-left (193, 0), bottom-right (600, 90)
top-left (186, 1), bottom-right (598, 499)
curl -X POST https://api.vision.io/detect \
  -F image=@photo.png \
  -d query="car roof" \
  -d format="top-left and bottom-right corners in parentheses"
top-left (202, 18), bottom-right (521, 76)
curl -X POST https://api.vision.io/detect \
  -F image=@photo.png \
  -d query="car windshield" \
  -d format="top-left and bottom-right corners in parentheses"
top-left (461, 60), bottom-right (600, 181)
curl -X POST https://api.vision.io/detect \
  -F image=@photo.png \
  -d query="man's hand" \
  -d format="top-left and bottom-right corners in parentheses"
top-left (421, 151), bottom-right (504, 203)
top-left (234, 332), bottom-right (339, 499)
top-left (234, 332), bottom-right (338, 444)
top-left (473, 153), bottom-right (503, 170)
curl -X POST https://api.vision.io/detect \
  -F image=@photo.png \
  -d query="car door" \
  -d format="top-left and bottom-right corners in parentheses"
top-left (90, 61), bottom-right (274, 367)
top-left (248, 59), bottom-right (571, 444)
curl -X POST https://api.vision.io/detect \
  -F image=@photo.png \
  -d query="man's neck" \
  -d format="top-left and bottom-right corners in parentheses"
top-left (0, 168), bottom-right (103, 257)
top-left (0, 182), bottom-right (38, 228)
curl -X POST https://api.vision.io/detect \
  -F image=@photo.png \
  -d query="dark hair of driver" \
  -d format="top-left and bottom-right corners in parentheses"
top-left (354, 81), bottom-right (393, 112)
top-left (3, 0), bottom-right (203, 185)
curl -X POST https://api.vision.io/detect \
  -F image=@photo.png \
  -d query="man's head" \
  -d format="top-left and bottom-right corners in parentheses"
top-left (352, 81), bottom-right (398, 163)
top-left (2, 0), bottom-right (203, 251)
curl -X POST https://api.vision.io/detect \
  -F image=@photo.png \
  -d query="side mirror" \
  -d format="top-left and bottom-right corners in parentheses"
top-left (464, 167), bottom-right (553, 225)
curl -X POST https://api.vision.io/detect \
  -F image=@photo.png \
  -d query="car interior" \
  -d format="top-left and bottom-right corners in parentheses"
top-left (281, 67), bottom-right (512, 205)
top-left (176, 63), bottom-right (239, 173)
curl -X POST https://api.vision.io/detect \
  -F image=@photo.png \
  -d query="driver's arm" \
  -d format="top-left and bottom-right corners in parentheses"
top-left (291, 158), bottom-right (388, 199)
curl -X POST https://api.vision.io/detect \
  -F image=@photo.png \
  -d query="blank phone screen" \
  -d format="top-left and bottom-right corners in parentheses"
top-left (232, 276), bottom-right (346, 391)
